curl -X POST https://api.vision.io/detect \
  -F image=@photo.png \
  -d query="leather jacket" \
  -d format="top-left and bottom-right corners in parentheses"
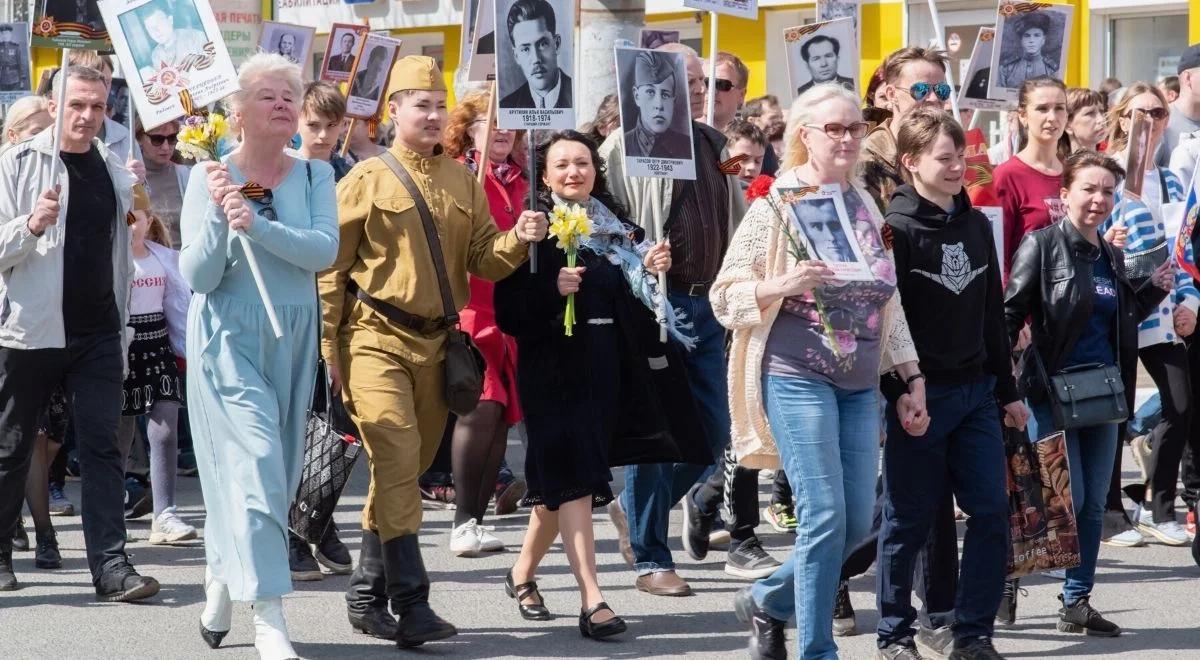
top-left (1004, 220), bottom-right (1168, 405)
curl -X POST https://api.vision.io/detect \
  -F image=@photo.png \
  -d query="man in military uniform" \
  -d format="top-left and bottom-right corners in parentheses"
top-left (0, 24), bottom-right (29, 93)
top-left (624, 49), bottom-right (691, 160)
top-left (318, 55), bottom-right (547, 648)
top-left (998, 12), bottom-right (1059, 89)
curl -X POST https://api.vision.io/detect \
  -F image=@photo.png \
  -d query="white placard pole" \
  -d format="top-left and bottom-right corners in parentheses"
top-left (47, 49), bottom-right (70, 190)
top-left (237, 233), bottom-right (284, 338)
top-left (925, 0), bottom-right (961, 125)
top-left (705, 12), bottom-right (718, 127)
top-left (127, 94), bottom-right (136, 161)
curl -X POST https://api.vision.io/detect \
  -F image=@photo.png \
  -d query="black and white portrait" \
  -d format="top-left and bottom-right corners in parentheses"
top-left (344, 33), bottom-right (402, 120)
top-left (681, 0), bottom-right (757, 20)
top-left (468, 0), bottom-right (496, 82)
top-left (113, 0), bottom-right (210, 82)
top-left (258, 21), bottom-right (315, 70)
top-left (35, 0), bottom-right (109, 49)
top-left (781, 186), bottom-right (871, 280)
top-left (320, 23), bottom-right (368, 83)
top-left (44, 0), bottom-right (104, 30)
top-left (0, 23), bottom-right (32, 102)
top-left (107, 77), bottom-right (130, 123)
top-left (784, 18), bottom-right (858, 99)
top-left (988, 1), bottom-right (1073, 102)
top-left (615, 47), bottom-right (696, 180)
top-left (639, 29), bottom-right (679, 50)
top-left (495, 0), bottom-right (575, 129)
top-left (958, 28), bottom-right (1009, 111)
top-left (816, 0), bottom-right (860, 36)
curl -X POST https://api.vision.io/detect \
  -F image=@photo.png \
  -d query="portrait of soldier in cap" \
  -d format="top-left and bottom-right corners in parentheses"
top-left (0, 24), bottom-right (30, 93)
top-left (998, 11), bottom-right (1061, 88)
top-left (621, 49), bottom-right (691, 160)
top-left (498, 0), bottom-right (572, 110)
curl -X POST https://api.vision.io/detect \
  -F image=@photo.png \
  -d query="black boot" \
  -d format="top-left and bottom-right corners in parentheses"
top-left (382, 534), bottom-right (457, 648)
top-left (34, 528), bottom-right (62, 569)
top-left (346, 529), bottom-right (398, 640)
top-left (12, 517), bottom-right (29, 552)
top-left (317, 522), bottom-right (353, 575)
top-left (0, 542), bottom-right (16, 591)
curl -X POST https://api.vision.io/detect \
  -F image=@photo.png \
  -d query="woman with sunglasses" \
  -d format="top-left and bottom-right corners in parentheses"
top-left (136, 119), bottom-right (190, 247)
top-left (1099, 82), bottom-right (1198, 549)
top-left (180, 53), bottom-right (338, 660)
top-left (715, 83), bottom-right (923, 659)
top-left (440, 90), bottom-right (530, 556)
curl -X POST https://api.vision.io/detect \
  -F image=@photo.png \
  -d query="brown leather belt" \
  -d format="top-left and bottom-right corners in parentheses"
top-left (347, 279), bottom-right (453, 336)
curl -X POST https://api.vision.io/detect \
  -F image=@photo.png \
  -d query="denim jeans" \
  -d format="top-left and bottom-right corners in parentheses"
top-left (750, 375), bottom-right (879, 660)
top-left (876, 376), bottom-right (1009, 647)
top-left (620, 293), bottom-right (730, 574)
top-left (1030, 404), bottom-right (1119, 605)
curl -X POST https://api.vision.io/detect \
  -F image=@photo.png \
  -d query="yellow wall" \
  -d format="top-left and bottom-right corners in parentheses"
top-left (387, 26), bottom-right (462, 107)
top-left (1192, 0), bottom-right (1200, 44)
top-left (1062, 0), bottom-right (1089, 88)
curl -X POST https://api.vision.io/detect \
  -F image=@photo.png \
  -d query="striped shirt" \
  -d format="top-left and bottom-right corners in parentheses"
top-left (1101, 166), bottom-right (1200, 347)
top-left (668, 130), bottom-right (730, 284)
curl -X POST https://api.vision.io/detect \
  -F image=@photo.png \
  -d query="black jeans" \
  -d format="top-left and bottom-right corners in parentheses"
top-left (695, 445), bottom-right (761, 543)
top-left (770, 470), bottom-right (792, 507)
top-left (1139, 342), bottom-right (1194, 521)
top-left (0, 332), bottom-right (127, 580)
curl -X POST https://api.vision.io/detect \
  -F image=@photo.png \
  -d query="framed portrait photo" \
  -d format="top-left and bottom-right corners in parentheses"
top-left (344, 32), bottom-right (403, 120)
top-left (495, 0), bottom-right (576, 130)
top-left (320, 23), bottom-right (369, 84)
top-left (988, 1), bottom-right (1074, 104)
top-left (0, 23), bottom-right (33, 105)
top-left (681, 0), bottom-right (757, 20)
top-left (33, 0), bottom-right (110, 50)
top-left (467, 0), bottom-right (496, 82)
top-left (779, 184), bottom-right (872, 281)
top-left (639, 29), bottom-right (679, 50)
top-left (258, 21), bottom-right (315, 73)
top-left (99, 0), bottom-right (239, 130)
top-left (815, 0), bottom-right (860, 39)
top-left (958, 27), bottom-right (1011, 112)
top-left (784, 18), bottom-right (859, 100)
top-left (1124, 110), bottom-right (1151, 199)
top-left (614, 46), bottom-right (696, 180)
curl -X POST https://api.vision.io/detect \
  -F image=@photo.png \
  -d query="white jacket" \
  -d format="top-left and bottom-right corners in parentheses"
top-left (143, 240), bottom-right (191, 357)
top-left (0, 128), bottom-right (137, 350)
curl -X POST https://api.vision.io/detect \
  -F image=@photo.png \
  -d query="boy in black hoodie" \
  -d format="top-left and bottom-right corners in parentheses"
top-left (874, 108), bottom-right (1028, 660)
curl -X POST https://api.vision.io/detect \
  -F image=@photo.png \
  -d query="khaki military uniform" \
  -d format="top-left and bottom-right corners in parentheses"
top-left (318, 143), bottom-right (528, 543)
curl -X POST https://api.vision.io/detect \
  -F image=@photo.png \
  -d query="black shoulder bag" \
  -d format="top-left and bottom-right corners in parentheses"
top-left (377, 151), bottom-right (485, 415)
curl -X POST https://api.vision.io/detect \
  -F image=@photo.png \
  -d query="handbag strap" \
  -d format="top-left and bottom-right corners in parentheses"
top-left (379, 151), bottom-right (459, 325)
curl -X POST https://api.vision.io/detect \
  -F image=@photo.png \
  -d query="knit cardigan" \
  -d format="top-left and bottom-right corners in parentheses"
top-left (709, 179), bottom-right (919, 470)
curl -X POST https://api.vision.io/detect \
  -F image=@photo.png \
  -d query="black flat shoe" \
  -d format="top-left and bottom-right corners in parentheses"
top-left (505, 569), bottom-right (551, 621)
top-left (12, 518), bottom-right (29, 552)
top-left (579, 601), bottom-right (626, 639)
top-left (199, 621), bottom-right (228, 649)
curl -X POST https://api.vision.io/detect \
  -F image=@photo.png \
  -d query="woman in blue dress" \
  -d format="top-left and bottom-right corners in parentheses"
top-left (179, 53), bottom-right (338, 660)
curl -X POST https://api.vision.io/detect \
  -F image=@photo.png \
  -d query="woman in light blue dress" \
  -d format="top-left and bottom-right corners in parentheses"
top-left (179, 53), bottom-right (338, 660)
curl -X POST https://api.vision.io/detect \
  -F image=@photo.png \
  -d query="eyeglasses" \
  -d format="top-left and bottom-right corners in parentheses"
top-left (146, 133), bottom-right (178, 147)
top-left (240, 183), bottom-right (277, 223)
top-left (899, 82), bottom-right (953, 102)
top-left (703, 77), bottom-right (735, 93)
top-left (804, 122), bottom-right (871, 140)
top-left (1126, 108), bottom-right (1169, 122)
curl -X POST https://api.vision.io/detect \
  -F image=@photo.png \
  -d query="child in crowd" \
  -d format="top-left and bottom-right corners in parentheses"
top-left (723, 120), bottom-right (768, 189)
top-left (297, 81), bottom-right (354, 181)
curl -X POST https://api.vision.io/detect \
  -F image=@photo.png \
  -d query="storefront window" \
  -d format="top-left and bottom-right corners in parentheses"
top-left (1110, 14), bottom-right (1187, 84)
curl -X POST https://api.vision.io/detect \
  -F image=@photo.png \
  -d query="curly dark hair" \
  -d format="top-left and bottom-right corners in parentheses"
top-left (534, 130), bottom-right (629, 221)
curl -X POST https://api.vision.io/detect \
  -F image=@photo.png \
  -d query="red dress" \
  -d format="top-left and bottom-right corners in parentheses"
top-left (457, 152), bottom-right (527, 424)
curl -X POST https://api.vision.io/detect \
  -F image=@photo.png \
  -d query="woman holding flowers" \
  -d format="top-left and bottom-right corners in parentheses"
top-left (495, 130), bottom-right (704, 640)
top-left (710, 84), bottom-right (923, 660)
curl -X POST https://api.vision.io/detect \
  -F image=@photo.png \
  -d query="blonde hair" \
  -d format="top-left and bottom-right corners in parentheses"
top-left (2, 95), bottom-right (51, 144)
top-left (783, 84), bottom-right (862, 169)
top-left (227, 53), bottom-right (303, 113)
top-left (1106, 81), bottom-right (1168, 155)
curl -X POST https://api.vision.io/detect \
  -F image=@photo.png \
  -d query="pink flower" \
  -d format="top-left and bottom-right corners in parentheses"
top-left (871, 258), bottom-right (896, 285)
top-left (822, 330), bottom-right (858, 355)
top-left (866, 312), bottom-right (880, 331)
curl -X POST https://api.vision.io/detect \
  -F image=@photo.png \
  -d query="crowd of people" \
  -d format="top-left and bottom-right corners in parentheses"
top-left (1, 29), bottom-right (1199, 660)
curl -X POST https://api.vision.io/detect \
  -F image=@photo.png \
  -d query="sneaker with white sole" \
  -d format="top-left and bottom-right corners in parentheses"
top-left (149, 507), bottom-right (198, 545)
top-left (1134, 506), bottom-right (1190, 546)
top-left (476, 524), bottom-right (504, 552)
top-left (449, 519), bottom-right (484, 557)
top-left (724, 537), bottom-right (782, 579)
top-left (1100, 510), bottom-right (1145, 547)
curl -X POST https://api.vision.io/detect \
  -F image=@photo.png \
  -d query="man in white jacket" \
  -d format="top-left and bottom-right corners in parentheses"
top-left (0, 66), bottom-right (158, 601)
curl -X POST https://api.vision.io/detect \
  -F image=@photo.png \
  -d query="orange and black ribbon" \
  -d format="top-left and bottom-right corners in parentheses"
top-left (719, 153), bottom-right (748, 175)
top-left (239, 181), bottom-right (269, 200)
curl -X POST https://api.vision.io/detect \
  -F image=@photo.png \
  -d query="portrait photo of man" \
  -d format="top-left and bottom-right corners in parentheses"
top-left (795, 197), bottom-right (857, 263)
top-left (127, 0), bottom-right (209, 82)
top-left (998, 12), bottom-right (1060, 88)
top-left (796, 35), bottom-right (854, 95)
top-left (349, 45), bottom-right (388, 102)
top-left (621, 50), bottom-right (691, 160)
top-left (44, 0), bottom-right (103, 30)
top-left (499, 0), bottom-right (572, 110)
top-left (0, 24), bottom-right (30, 93)
top-left (327, 30), bottom-right (358, 73)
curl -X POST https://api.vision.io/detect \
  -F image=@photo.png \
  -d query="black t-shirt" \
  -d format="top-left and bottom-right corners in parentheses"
top-left (60, 146), bottom-right (118, 336)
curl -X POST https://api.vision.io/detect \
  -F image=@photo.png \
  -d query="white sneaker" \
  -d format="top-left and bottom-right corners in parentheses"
top-left (1135, 511), bottom-right (1190, 546)
top-left (476, 524), bottom-right (505, 552)
top-left (1100, 510), bottom-right (1145, 547)
top-left (1104, 528), bottom-right (1147, 547)
top-left (149, 507), bottom-right (198, 544)
top-left (449, 519), bottom-right (483, 557)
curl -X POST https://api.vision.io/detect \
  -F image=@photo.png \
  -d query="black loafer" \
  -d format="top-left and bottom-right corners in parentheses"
top-left (505, 569), bottom-right (551, 621)
top-left (579, 601), bottom-right (626, 639)
top-left (95, 563), bottom-right (160, 603)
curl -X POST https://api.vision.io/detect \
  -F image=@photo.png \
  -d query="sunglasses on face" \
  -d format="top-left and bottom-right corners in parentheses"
top-left (241, 185), bottom-right (277, 223)
top-left (900, 82), bottom-right (953, 102)
top-left (805, 122), bottom-right (871, 140)
top-left (703, 77), bottom-right (735, 93)
top-left (146, 133), bottom-right (178, 147)
top-left (1126, 108), bottom-right (1169, 122)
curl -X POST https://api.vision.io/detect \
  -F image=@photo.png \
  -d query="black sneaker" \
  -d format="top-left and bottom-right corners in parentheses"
top-left (725, 537), bottom-right (782, 579)
top-left (832, 580), bottom-right (857, 637)
top-left (0, 543), bottom-right (16, 591)
top-left (734, 587), bottom-right (786, 660)
top-left (1057, 594), bottom-right (1121, 637)
top-left (315, 523), bottom-right (353, 575)
top-left (124, 477), bottom-right (153, 521)
top-left (681, 483), bottom-right (714, 561)
top-left (176, 450), bottom-right (199, 477)
top-left (996, 579), bottom-right (1023, 625)
top-left (95, 562), bottom-right (160, 602)
top-left (289, 532), bottom-right (324, 581)
top-left (877, 643), bottom-right (925, 659)
top-left (948, 636), bottom-right (1003, 660)
top-left (34, 529), bottom-right (62, 569)
top-left (12, 517), bottom-right (29, 551)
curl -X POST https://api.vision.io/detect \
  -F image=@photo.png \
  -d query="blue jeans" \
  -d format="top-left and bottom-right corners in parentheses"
top-left (620, 293), bottom-right (730, 574)
top-left (876, 377), bottom-right (1009, 647)
top-left (750, 376), bottom-right (879, 660)
top-left (1030, 404), bottom-right (1119, 605)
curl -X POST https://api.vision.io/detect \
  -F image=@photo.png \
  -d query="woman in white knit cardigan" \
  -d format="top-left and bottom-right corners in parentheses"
top-left (712, 84), bottom-right (926, 660)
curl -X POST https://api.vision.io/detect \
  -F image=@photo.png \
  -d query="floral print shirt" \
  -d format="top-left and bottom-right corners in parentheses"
top-left (763, 179), bottom-right (898, 390)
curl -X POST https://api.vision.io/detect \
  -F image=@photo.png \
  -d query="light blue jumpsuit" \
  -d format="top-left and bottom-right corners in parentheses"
top-left (179, 157), bottom-right (339, 601)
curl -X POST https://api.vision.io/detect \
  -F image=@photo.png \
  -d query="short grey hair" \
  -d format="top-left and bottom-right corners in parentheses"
top-left (50, 65), bottom-right (108, 99)
top-left (656, 42), bottom-right (699, 58)
top-left (227, 52), bottom-right (303, 112)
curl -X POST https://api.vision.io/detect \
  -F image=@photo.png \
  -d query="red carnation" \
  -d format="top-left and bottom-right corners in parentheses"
top-left (746, 174), bottom-right (776, 202)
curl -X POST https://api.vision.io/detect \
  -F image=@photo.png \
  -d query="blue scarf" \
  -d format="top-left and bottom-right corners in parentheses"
top-left (552, 194), bottom-right (696, 350)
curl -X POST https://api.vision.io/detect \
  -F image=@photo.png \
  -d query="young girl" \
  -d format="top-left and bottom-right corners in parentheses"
top-left (124, 192), bottom-right (196, 545)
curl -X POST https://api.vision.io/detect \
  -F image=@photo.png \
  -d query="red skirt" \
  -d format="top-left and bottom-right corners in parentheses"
top-left (459, 307), bottom-right (522, 425)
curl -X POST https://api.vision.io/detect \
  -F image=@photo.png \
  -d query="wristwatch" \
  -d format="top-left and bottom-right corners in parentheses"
top-left (905, 373), bottom-right (926, 388)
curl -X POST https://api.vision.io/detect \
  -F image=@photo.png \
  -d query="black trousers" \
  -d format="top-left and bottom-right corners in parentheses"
top-left (695, 445), bottom-right (762, 543)
top-left (0, 332), bottom-right (127, 580)
top-left (770, 469), bottom-right (792, 506)
top-left (1139, 342), bottom-right (1195, 522)
top-left (1180, 338), bottom-right (1200, 511)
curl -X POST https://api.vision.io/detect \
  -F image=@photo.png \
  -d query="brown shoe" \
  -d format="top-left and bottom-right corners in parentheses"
top-left (607, 499), bottom-right (635, 568)
top-left (636, 570), bottom-right (692, 597)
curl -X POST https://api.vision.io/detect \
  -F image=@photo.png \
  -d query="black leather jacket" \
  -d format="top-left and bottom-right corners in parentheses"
top-left (1004, 220), bottom-right (1168, 405)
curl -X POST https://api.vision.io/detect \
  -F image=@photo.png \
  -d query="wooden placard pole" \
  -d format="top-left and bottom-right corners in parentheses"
top-left (340, 118), bottom-right (356, 158)
top-left (477, 81), bottom-right (497, 186)
top-left (527, 129), bottom-right (538, 274)
top-left (705, 13), bottom-right (718, 127)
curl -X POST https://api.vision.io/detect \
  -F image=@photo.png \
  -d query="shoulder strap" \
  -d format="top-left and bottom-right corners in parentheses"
top-left (1158, 167), bottom-right (1170, 201)
top-left (378, 151), bottom-right (459, 323)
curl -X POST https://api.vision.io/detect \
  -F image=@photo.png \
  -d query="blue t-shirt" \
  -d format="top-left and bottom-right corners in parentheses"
top-left (1065, 252), bottom-right (1117, 367)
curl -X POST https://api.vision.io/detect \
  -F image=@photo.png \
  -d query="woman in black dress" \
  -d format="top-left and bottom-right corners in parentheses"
top-left (495, 131), bottom-right (701, 639)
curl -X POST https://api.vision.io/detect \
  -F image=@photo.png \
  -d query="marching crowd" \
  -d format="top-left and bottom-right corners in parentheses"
top-left (3, 30), bottom-right (1200, 660)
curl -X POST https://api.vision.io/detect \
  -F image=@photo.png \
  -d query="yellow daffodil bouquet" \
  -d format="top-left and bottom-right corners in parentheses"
top-left (548, 203), bottom-right (593, 336)
top-left (177, 113), bottom-right (236, 163)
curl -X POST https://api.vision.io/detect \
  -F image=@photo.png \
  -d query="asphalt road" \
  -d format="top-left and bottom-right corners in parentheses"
top-left (3, 439), bottom-right (1199, 659)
